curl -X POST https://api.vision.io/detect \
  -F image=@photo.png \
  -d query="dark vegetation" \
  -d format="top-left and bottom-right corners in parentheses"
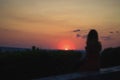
top-left (0, 46), bottom-right (82, 80)
top-left (101, 47), bottom-right (120, 68)
top-left (0, 46), bottom-right (120, 80)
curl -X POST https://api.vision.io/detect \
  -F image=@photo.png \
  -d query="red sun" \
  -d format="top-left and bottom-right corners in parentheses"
top-left (57, 40), bottom-right (75, 50)
top-left (64, 48), bottom-right (68, 51)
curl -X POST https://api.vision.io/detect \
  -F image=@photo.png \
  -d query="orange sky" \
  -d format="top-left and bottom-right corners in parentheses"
top-left (0, 0), bottom-right (120, 50)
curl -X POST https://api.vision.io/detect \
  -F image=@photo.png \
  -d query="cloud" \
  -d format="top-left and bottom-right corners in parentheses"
top-left (0, 27), bottom-right (18, 33)
top-left (0, 27), bottom-right (23, 34)
top-left (109, 31), bottom-right (114, 34)
top-left (101, 36), bottom-right (112, 40)
top-left (75, 34), bottom-right (87, 39)
top-left (0, 27), bottom-right (9, 32)
top-left (109, 31), bottom-right (119, 34)
top-left (116, 31), bottom-right (119, 33)
top-left (81, 35), bottom-right (87, 39)
top-left (76, 34), bottom-right (81, 38)
top-left (73, 29), bottom-right (80, 32)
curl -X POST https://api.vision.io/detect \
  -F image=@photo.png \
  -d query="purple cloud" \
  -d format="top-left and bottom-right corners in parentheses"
top-left (101, 36), bottom-right (112, 40)
top-left (76, 34), bottom-right (81, 38)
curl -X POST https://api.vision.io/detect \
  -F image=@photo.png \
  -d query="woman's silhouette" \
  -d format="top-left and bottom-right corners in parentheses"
top-left (80, 29), bottom-right (102, 72)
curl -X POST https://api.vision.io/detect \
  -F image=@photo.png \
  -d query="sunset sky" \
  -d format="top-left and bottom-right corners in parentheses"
top-left (0, 0), bottom-right (120, 50)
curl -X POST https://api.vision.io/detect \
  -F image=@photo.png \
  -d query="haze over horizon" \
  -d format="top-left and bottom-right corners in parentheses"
top-left (0, 0), bottom-right (120, 50)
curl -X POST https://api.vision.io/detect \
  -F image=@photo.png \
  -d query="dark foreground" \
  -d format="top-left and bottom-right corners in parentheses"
top-left (0, 46), bottom-right (120, 80)
top-left (0, 50), bottom-right (82, 80)
top-left (74, 71), bottom-right (120, 80)
top-left (34, 66), bottom-right (120, 80)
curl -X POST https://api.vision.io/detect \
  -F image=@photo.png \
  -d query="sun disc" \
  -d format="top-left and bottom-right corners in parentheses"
top-left (58, 40), bottom-right (75, 50)
top-left (65, 48), bottom-right (68, 50)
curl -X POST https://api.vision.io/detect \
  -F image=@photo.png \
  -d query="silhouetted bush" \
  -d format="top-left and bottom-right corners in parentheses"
top-left (101, 47), bottom-right (120, 68)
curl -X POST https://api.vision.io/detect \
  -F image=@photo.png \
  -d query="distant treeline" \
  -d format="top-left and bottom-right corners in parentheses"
top-left (0, 46), bottom-right (120, 79)
top-left (101, 47), bottom-right (120, 68)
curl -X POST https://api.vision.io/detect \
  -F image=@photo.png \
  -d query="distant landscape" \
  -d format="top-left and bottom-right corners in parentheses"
top-left (0, 46), bottom-right (120, 80)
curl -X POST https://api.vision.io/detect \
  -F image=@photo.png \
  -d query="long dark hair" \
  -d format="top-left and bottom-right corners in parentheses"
top-left (87, 29), bottom-right (98, 41)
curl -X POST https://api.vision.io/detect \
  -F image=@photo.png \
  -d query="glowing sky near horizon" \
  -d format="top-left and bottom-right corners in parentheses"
top-left (0, 0), bottom-right (120, 50)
